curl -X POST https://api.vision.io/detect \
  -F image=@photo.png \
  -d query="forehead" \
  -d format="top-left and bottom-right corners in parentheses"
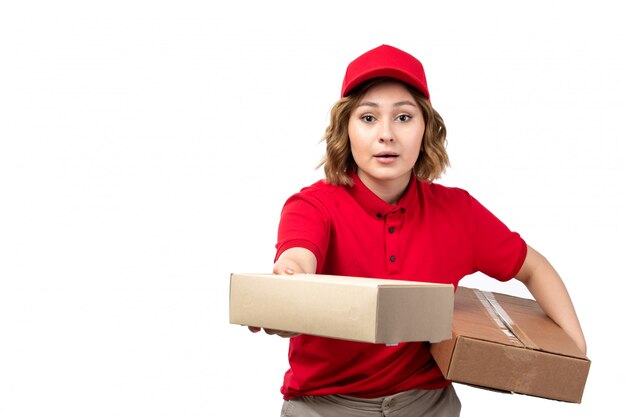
top-left (358, 80), bottom-right (416, 103)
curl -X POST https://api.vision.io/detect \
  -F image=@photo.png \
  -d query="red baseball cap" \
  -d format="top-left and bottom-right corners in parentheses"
top-left (341, 44), bottom-right (430, 99)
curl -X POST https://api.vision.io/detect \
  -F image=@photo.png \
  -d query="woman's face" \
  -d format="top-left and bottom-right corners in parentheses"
top-left (348, 80), bottom-right (425, 195)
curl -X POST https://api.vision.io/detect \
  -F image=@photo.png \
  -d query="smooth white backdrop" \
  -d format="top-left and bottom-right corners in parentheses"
top-left (1, 1), bottom-right (624, 416)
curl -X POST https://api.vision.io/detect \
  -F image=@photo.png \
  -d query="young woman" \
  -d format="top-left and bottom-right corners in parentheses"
top-left (252, 44), bottom-right (586, 417)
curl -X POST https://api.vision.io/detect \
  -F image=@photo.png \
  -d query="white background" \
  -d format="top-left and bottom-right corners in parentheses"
top-left (1, 1), bottom-right (624, 416)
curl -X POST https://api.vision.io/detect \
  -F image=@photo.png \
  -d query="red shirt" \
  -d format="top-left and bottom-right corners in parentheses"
top-left (275, 172), bottom-right (527, 399)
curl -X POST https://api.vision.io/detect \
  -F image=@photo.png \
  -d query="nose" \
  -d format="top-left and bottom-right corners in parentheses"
top-left (378, 121), bottom-right (394, 143)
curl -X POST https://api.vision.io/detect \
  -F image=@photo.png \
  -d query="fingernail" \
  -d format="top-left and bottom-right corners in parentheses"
top-left (285, 268), bottom-right (294, 274)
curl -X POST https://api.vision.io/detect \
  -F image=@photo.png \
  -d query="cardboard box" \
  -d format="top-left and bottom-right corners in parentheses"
top-left (430, 286), bottom-right (590, 403)
top-left (229, 273), bottom-right (454, 344)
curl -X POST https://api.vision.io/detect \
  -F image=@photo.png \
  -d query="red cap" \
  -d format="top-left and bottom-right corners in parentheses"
top-left (341, 44), bottom-right (430, 99)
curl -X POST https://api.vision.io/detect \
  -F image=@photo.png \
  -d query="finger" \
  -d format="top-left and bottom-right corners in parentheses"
top-left (264, 328), bottom-right (300, 338)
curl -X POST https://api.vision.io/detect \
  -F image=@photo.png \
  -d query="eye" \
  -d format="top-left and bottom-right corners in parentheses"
top-left (397, 114), bottom-right (412, 122)
top-left (361, 114), bottom-right (375, 123)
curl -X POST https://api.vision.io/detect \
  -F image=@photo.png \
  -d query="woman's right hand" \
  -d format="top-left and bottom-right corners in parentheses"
top-left (248, 261), bottom-right (299, 337)
top-left (247, 256), bottom-right (303, 338)
top-left (247, 248), bottom-right (317, 338)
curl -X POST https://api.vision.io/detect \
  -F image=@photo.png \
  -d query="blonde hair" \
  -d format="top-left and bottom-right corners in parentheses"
top-left (319, 78), bottom-right (449, 186)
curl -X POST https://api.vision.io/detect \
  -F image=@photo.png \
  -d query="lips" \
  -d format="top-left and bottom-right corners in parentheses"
top-left (374, 152), bottom-right (399, 164)
top-left (374, 152), bottom-right (399, 158)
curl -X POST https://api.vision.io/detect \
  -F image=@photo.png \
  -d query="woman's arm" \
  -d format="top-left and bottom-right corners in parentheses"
top-left (515, 245), bottom-right (587, 354)
top-left (248, 247), bottom-right (318, 338)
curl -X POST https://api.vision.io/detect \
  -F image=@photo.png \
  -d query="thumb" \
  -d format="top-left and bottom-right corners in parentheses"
top-left (273, 262), bottom-right (295, 275)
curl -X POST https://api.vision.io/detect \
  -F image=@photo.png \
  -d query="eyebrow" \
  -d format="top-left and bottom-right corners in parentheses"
top-left (357, 100), bottom-right (417, 108)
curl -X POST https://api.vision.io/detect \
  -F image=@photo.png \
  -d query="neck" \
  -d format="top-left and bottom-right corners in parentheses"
top-left (357, 171), bottom-right (411, 205)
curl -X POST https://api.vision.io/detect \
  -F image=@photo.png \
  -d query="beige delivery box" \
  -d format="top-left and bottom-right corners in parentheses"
top-left (430, 286), bottom-right (590, 403)
top-left (230, 273), bottom-right (454, 344)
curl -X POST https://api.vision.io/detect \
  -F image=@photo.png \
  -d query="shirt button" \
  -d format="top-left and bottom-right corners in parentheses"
top-left (388, 227), bottom-right (395, 233)
top-left (390, 256), bottom-right (396, 262)
top-left (376, 213), bottom-right (382, 218)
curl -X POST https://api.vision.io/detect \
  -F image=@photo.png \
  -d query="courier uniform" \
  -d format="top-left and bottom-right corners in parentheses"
top-left (275, 171), bottom-right (527, 400)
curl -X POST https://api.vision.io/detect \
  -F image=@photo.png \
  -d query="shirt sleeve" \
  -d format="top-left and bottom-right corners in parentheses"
top-left (275, 193), bottom-right (331, 273)
top-left (470, 195), bottom-right (527, 281)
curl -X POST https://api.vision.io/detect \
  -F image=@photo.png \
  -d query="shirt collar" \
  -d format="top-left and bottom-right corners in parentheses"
top-left (346, 171), bottom-right (418, 218)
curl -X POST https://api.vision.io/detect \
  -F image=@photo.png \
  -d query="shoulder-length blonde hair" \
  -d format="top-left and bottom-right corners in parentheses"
top-left (319, 78), bottom-right (449, 186)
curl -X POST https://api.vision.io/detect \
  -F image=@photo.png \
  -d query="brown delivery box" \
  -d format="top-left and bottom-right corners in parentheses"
top-left (430, 286), bottom-right (590, 403)
top-left (230, 273), bottom-right (454, 344)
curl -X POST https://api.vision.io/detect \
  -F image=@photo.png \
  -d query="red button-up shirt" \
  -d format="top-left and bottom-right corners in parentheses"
top-left (275, 172), bottom-right (526, 399)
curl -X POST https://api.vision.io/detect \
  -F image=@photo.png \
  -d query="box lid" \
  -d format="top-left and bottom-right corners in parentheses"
top-left (454, 287), bottom-right (586, 359)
